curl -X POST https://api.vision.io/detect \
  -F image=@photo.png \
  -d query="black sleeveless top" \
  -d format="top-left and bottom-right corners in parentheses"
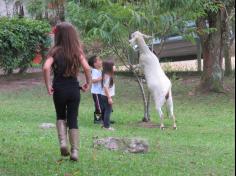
top-left (52, 51), bottom-right (79, 88)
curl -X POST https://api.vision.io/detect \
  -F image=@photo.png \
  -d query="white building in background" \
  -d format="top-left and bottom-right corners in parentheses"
top-left (0, 0), bottom-right (14, 16)
top-left (0, 0), bottom-right (28, 17)
top-left (0, 0), bottom-right (7, 16)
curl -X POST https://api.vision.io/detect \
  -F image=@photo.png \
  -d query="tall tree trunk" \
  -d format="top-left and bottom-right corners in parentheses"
top-left (146, 91), bottom-right (151, 121)
top-left (134, 74), bottom-right (150, 122)
top-left (6, 68), bottom-right (13, 75)
top-left (19, 6), bottom-right (24, 18)
top-left (59, 5), bottom-right (65, 21)
top-left (18, 66), bottom-right (28, 74)
top-left (45, 9), bottom-right (49, 20)
top-left (222, 5), bottom-right (234, 76)
top-left (197, 11), bottom-right (224, 92)
top-left (223, 17), bottom-right (232, 76)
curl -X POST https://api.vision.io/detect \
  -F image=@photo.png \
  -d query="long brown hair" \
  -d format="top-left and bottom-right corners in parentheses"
top-left (102, 60), bottom-right (114, 88)
top-left (48, 22), bottom-right (84, 77)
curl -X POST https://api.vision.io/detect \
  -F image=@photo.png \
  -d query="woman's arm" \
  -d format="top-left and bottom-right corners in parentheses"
top-left (43, 57), bottom-right (54, 95)
top-left (79, 52), bottom-right (91, 92)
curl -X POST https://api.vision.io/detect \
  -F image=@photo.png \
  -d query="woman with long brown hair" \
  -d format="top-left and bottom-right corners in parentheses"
top-left (43, 22), bottom-right (91, 161)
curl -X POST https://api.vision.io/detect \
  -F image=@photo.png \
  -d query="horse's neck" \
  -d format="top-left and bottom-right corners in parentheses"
top-left (138, 38), bottom-right (150, 54)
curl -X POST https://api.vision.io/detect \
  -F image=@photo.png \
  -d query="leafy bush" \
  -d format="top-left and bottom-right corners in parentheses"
top-left (0, 17), bottom-right (51, 74)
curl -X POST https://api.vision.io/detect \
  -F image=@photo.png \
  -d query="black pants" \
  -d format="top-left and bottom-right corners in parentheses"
top-left (53, 86), bottom-right (80, 129)
top-left (101, 95), bottom-right (112, 128)
top-left (92, 94), bottom-right (102, 122)
top-left (92, 94), bottom-right (102, 114)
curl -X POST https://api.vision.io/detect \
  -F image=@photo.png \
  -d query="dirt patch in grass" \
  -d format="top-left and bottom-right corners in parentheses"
top-left (132, 121), bottom-right (176, 129)
top-left (0, 72), bottom-right (43, 91)
top-left (0, 72), bottom-right (86, 91)
top-left (136, 121), bottom-right (160, 128)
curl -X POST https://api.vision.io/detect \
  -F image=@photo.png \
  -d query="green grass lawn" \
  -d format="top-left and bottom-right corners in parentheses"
top-left (0, 74), bottom-right (235, 176)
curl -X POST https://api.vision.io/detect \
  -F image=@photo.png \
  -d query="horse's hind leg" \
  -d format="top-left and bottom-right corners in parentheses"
top-left (154, 94), bottom-right (165, 130)
top-left (157, 107), bottom-right (165, 130)
top-left (166, 91), bottom-right (177, 130)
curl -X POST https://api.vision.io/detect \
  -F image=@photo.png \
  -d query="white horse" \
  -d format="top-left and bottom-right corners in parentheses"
top-left (129, 31), bottom-right (177, 130)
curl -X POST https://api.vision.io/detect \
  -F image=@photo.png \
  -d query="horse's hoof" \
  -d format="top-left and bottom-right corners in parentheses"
top-left (173, 126), bottom-right (177, 130)
top-left (160, 126), bottom-right (165, 130)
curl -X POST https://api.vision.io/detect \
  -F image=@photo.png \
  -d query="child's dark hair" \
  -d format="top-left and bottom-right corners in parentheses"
top-left (88, 55), bottom-right (97, 68)
top-left (102, 60), bottom-right (114, 88)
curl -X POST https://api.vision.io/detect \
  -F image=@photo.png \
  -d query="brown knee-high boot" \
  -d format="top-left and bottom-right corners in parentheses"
top-left (56, 120), bottom-right (70, 156)
top-left (68, 129), bottom-right (79, 161)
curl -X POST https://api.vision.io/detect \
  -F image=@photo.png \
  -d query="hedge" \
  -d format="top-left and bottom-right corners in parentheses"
top-left (0, 17), bottom-right (51, 74)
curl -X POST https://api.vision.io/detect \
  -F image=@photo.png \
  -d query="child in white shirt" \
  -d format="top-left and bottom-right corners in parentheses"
top-left (88, 55), bottom-right (103, 124)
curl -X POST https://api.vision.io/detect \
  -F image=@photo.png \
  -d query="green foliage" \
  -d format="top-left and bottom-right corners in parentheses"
top-left (66, 0), bottom-right (232, 44)
top-left (66, 1), bottom-right (203, 51)
top-left (0, 17), bottom-right (51, 74)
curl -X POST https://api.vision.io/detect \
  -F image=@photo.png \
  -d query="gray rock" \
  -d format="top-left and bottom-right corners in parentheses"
top-left (93, 137), bottom-right (149, 153)
top-left (39, 123), bottom-right (55, 129)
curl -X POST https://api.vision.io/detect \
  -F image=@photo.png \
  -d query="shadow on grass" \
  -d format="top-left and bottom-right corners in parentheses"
top-left (128, 121), bottom-right (175, 129)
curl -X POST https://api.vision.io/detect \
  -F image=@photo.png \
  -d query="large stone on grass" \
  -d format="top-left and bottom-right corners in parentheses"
top-left (39, 123), bottom-right (55, 129)
top-left (93, 137), bottom-right (149, 153)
